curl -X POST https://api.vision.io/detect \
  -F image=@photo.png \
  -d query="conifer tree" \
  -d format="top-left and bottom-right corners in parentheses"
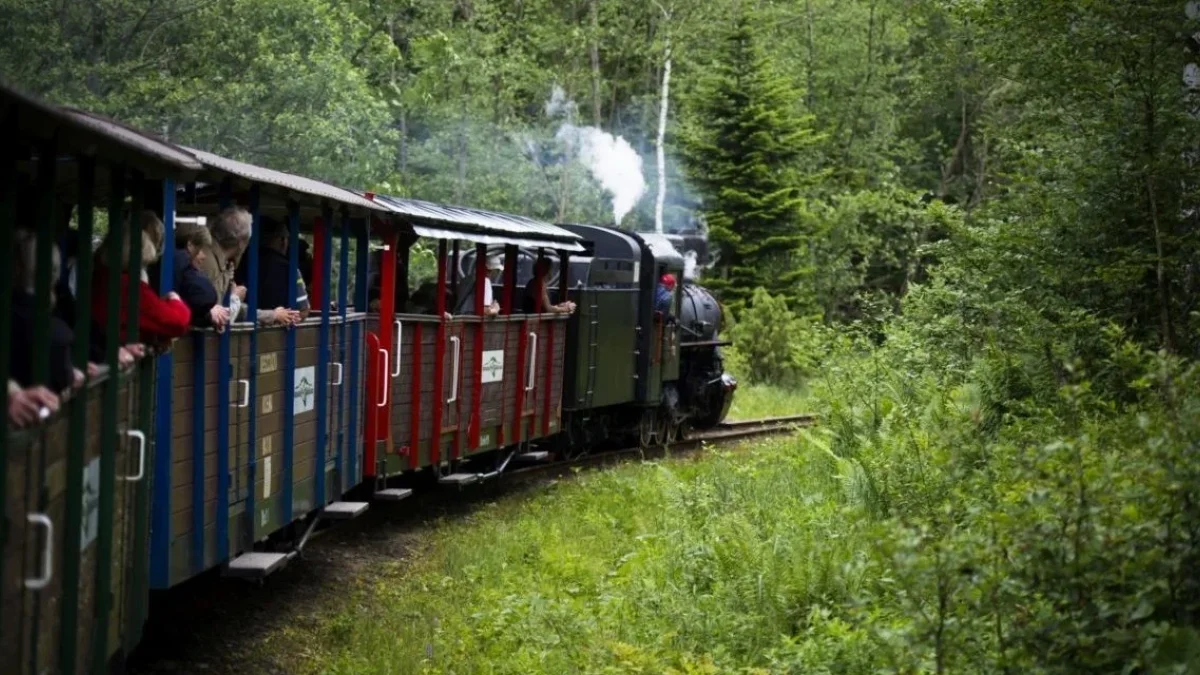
top-left (681, 12), bottom-right (818, 309)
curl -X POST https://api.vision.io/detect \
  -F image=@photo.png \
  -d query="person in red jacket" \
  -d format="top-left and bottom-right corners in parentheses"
top-left (90, 210), bottom-right (191, 354)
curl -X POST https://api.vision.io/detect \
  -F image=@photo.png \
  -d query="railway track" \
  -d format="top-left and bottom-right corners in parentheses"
top-left (500, 413), bottom-right (817, 481)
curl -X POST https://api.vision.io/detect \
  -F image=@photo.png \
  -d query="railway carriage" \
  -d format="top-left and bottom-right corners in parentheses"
top-left (362, 195), bottom-right (586, 488)
top-left (0, 84), bottom-right (202, 674)
top-left (1, 84), bottom-right (735, 674)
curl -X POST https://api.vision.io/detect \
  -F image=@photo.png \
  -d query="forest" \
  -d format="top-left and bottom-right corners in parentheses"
top-left (6, 0), bottom-right (1200, 672)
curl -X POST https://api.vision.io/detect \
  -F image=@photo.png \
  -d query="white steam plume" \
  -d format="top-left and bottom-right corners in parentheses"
top-left (547, 86), bottom-right (646, 225)
top-left (682, 250), bottom-right (700, 281)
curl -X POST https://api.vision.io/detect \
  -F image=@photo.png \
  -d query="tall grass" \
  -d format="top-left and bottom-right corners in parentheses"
top-left (725, 383), bottom-right (812, 420)
top-left (287, 432), bottom-right (883, 674)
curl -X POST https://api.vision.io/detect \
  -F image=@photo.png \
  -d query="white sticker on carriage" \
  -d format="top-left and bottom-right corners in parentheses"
top-left (81, 456), bottom-right (100, 550)
top-left (481, 350), bottom-right (505, 383)
top-left (263, 449), bottom-right (272, 499)
top-left (294, 365), bottom-right (316, 414)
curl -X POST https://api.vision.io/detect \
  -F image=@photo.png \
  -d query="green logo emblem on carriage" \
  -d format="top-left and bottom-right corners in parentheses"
top-left (294, 365), bottom-right (317, 414)
top-left (298, 377), bottom-right (314, 406)
top-left (481, 349), bottom-right (505, 383)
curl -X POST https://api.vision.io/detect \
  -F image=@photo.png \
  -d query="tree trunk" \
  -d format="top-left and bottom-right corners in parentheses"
top-left (398, 109), bottom-right (408, 177)
top-left (805, 0), bottom-right (816, 110)
top-left (939, 91), bottom-right (969, 198)
top-left (653, 1), bottom-right (672, 233)
top-left (654, 43), bottom-right (672, 234)
top-left (456, 77), bottom-right (470, 203)
top-left (589, 0), bottom-right (603, 126)
top-left (1144, 30), bottom-right (1175, 353)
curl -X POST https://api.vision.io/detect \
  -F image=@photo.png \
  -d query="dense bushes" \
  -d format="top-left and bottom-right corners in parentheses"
top-left (292, 327), bottom-right (1200, 673)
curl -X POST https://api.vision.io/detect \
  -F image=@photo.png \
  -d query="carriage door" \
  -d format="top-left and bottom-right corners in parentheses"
top-left (521, 317), bottom-right (541, 440)
top-left (440, 321), bottom-right (465, 458)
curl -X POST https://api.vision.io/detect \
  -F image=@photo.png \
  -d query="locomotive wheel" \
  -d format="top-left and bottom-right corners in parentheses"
top-left (658, 414), bottom-right (673, 447)
top-left (563, 428), bottom-right (590, 461)
top-left (665, 418), bottom-right (680, 445)
top-left (639, 410), bottom-right (658, 449)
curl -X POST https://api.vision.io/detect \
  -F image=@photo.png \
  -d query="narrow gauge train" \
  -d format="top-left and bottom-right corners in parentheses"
top-left (0, 84), bottom-right (737, 674)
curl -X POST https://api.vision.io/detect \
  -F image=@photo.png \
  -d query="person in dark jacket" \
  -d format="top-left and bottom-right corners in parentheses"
top-left (522, 258), bottom-right (575, 315)
top-left (11, 230), bottom-right (81, 394)
top-left (235, 216), bottom-right (306, 325)
top-left (161, 222), bottom-right (229, 330)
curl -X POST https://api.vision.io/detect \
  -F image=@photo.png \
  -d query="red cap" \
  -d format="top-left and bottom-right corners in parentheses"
top-left (661, 273), bottom-right (676, 290)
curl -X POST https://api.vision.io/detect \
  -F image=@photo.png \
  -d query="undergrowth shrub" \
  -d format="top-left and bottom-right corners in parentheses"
top-left (800, 318), bottom-right (1200, 673)
top-left (727, 287), bottom-right (840, 386)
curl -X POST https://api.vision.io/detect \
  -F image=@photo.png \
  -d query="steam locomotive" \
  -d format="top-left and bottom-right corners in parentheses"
top-left (1, 84), bottom-right (736, 673)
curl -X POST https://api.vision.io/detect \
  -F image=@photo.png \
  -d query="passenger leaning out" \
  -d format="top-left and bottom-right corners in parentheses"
top-left (197, 207), bottom-right (294, 326)
top-left (168, 222), bottom-right (229, 330)
top-left (11, 229), bottom-right (83, 393)
top-left (454, 255), bottom-right (502, 317)
top-left (235, 216), bottom-right (307, 326)
top-left (90, 210), bottom-right (192, 353)
top-left (655, 273), bottom-right (676, 316)
top-left (523, 258), bottom-right (575, 315)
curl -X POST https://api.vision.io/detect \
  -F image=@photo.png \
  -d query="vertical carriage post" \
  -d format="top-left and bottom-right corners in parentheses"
top-left (498, 244), bottom-right (517, 447)
top-left (149, 177), bottom-right (175, 577)
top-left (513, 248), bottom-right (539, 445)
top-left (543, 251), bottom-right (570, 436)
top-left (407, 244), bottom-right (423, 470)
top-left (315, 204), bottom-right (333, 506)
top-left (28, 142), bottom-right (57, 671)
top-left (431, 240), bottom-right (448, 465)
top-left (450, 241), bottom-right (462, 460)
top-left (131, 177), bottom-right (173, 641)
top-left (335, 210), bottom-right (350, 492)
top-left (127, 183), bottom-right (154, 640)
top-left (350, 218), bottom-right (368, 483)
top-left (369, 227), bottom-right (397, 479)
top-left (0, 138), bottom-right (14, 656)
top-left (244, 185), bottom-right (261, 546)
top-left (91, 165), bottom-right (133, 674)
top-left (469, 242), bottom-right (486, 449)
top-left (283, 200), bottom-right (300, 521)
top-left (60, 157), bottom-right (95, 673)
top-left (215, 179), bottom-right (234, 562)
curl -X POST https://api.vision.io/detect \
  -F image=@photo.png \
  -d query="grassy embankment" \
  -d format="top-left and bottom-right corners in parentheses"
top-left (273, 384), bottom-right (872, 674)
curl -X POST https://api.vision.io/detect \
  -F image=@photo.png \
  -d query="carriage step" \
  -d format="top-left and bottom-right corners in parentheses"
top-left (225, 552), bottom-right (291, 579)
top-left (374, 488), bottom-right (413, 502)
top-left (438, 473), bottom-right (481, 486)
top-left (516, 451), bottom-right (550, 462)
top-left (321, 501), bottom-right (369, 520)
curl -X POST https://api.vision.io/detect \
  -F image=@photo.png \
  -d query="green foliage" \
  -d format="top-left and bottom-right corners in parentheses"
top-left (8, 2), bottom-right (1200, 671)
top-left (727, 288), bottom-right (824, 386)
top-left (805, 187), bottom-right (955, 324)
top-left (0, 0), bottom-right (398, 188)
top-left (680, 13), bottom-right (821, 308)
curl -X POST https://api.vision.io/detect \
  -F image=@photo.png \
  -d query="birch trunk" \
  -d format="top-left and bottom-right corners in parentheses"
top-left (654, 39), bottom-right (672, 233)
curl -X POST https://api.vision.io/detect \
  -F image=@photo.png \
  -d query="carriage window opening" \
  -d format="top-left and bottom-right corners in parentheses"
top-left (89, 209), bottom-right (191, 360)
top-left (233, 214), bottom-right (306, 327)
